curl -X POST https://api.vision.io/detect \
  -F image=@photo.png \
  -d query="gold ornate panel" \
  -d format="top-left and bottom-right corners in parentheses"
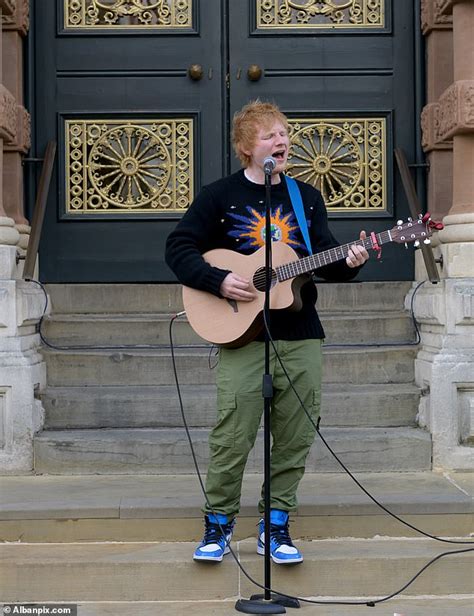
top-left (65, 119), bottom-right (194, 214)
top-left (65, 0), bottom-right (193, 29)
top-left (257, 0), bottom-right (385, 29)
top-left (286, 118), bottom-right (386, 212)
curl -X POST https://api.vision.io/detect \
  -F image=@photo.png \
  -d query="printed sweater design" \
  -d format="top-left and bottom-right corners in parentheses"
top-left (165, 169), bottom-right (362, 341)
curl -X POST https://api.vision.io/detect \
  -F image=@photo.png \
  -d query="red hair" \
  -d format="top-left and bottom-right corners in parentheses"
top-left (232, 100), bottom-right (289, 167)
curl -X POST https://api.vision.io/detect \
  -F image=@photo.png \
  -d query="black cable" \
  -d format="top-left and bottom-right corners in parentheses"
top-left (26, 278), bottom-right (474, 604)
top-left (28, 278), bottom-right (425, 352)
top-left (26, 278), bottom-right (209, 351)
top-left (169, 313), bottom-right (474, 607)
top-left (168, 315), bottom-right (278, 595)
top-left (263, 309), bottom-right (473, 547)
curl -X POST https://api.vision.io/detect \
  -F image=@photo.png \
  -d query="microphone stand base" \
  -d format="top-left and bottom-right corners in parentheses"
top-left (235, 597), bottom-right (286, 614)
top-left (235, 593), bottom-right (300, 613)
top-left (250, 593), bottom-right (300, 609)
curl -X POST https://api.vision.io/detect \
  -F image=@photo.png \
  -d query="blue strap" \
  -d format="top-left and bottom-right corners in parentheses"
top-left (284, 175), bottom-right (312, 255)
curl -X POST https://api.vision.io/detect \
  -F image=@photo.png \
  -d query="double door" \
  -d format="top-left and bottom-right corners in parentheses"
top-left (33, 0), bottom-right (416, 282)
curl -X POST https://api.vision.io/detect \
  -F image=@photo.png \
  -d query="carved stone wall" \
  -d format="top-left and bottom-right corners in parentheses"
top-left (414, 0), bottom-right (474, 471)
top-left (420, 0), bottom-right (455, 222)
top-left (0, 2), bottom-right (46, 475)
top-left (2, 2), bottom-right (31, 232)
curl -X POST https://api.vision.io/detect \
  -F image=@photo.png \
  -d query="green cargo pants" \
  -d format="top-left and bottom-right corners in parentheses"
top-left (203, 338), bottom-right (322, 517)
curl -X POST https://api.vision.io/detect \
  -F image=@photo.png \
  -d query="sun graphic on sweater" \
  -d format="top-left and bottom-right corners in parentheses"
top-left (227, 205), bottom-right (307, 252)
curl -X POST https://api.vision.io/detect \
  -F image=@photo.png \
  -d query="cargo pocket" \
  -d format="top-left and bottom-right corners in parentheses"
top-left (208, 391), bottom-right (236, 449)
top-left (300, 388), bottom-right (321, 446)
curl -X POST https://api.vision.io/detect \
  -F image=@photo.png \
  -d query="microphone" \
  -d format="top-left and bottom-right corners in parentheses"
top-left (263, 157), bottom-right (276, 175)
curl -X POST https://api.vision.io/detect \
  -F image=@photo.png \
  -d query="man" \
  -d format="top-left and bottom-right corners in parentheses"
top-left (165, 100), bottom-right (369, 565)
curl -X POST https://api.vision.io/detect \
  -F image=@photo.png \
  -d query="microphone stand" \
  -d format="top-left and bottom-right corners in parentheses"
top-left (235, 164), bottom-right (299, 614)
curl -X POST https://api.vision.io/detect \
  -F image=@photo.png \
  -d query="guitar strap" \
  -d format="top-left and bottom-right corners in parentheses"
top-left (284, 175), bottom-right (312, 255)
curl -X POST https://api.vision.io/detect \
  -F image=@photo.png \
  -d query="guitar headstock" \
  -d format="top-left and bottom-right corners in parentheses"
top-left (390, 214), bottom-right (443, 246)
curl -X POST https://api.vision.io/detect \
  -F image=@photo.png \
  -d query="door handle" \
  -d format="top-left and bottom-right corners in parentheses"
top-left (247, 64), bottom-right (263, 82)
top-left (188, 64), bottom-right (204, 81)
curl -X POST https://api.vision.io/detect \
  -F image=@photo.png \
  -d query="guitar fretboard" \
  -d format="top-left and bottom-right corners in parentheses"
top-left (276, 230), bottom-right (392, 281)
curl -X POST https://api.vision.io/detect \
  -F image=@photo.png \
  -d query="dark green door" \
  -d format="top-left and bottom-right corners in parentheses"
top-left (228, 0), bottom-right (416, 281)
top-left (33, 1), bottom-right (417, 282)
top-left (34, 0), bottom-right (225, 282)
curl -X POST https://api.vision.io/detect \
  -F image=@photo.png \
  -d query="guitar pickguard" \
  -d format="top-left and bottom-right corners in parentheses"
top-left (226, 299), bottom-right (239, 313)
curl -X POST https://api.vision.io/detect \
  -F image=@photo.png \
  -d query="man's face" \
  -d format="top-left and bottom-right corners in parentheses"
top-left (245, 120), bottom-right (290, 175)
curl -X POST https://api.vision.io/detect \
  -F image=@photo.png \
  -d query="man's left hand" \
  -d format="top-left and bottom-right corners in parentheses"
top-left (346, 230), bottom-right (370, 268)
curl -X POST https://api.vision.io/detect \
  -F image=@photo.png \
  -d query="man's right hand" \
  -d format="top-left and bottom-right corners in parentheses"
top-left (219, 273), bottom-right (255, 301)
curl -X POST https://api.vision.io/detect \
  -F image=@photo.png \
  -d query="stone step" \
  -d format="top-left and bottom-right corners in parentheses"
top-left (33, 427), bottom-right (432, 475)
top-left (1, 538), bottom-right (472, 603)
top-left (45, 281), bottom-right (413, 315)
top-left (42, 345), bottom-right (416, 387)
top-left (1, 472), bottom-right (471, 543)
top-left (31, 598), bottom-right (474, 616)
top-left (42, 310), bottom-right (415, 346)
top-left (41, 383), bottom-right (420, 429)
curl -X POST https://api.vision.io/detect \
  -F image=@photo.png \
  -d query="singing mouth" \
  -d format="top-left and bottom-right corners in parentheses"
top-left (272, 150), bottom-right (286, 161)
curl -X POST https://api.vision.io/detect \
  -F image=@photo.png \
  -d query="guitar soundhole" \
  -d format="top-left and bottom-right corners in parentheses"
top-left (253, 267), bottom-right (277, 292)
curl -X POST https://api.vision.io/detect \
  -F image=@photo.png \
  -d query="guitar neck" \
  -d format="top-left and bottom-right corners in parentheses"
top-left (276, 230), bottom-right (392, 281)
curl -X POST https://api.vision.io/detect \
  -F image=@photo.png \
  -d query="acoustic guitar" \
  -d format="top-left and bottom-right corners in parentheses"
top-left (182, 216), bottom-right (442, 348)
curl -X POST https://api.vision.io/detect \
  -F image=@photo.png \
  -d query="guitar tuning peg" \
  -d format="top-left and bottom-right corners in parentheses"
top-left (424, 238), bottom-right (431, 245)
top-left (404, 242), bottom-right (408, 249)
top-left (397, 219), bottom-right (403, 225)
top-left (414, 240), bottom-right (420, 247)
top-left (408, 217), bottom-right (412, 222)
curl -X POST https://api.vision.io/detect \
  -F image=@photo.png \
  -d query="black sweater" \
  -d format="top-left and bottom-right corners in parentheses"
top-left (165, 169), bottom-right (362, 341)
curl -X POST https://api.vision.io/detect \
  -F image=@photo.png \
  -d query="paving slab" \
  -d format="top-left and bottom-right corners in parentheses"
top-left (447, 472), bottom-right (474, 497)
top-left (4, 597), bottom-right (472, 616)
top-left (42, 345), bottom-right (416, 387)
top-left (238, 538), bottom-right (474, 598)
top-left (1, 472), bottom-right (471, 522)
top-left (0, 539), bottom-right (472, 602)
top-left (1, 472), bottom-right (471, 520)
top-left (33, 427), bottom-right (431, 474)
top-left (41, 383), bottom-right (420, 430)
top-left (0, 472), bottom-right (471, 543)
top-left (42, 311), bottom-right (415, 346)
top-left (45, 282), bottom-right (413, 314)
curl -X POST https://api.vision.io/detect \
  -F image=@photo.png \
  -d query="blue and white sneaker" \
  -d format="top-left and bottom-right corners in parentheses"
top-left (193, 513), bottom-right (235, 562)
top-left (257, 509), bottom-right (303, 564)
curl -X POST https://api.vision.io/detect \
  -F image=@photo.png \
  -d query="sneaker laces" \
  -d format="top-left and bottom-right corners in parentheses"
top-left (202, 518), bottom-right (232, 545)
top-left (270, 522), bottom-right (294, 547)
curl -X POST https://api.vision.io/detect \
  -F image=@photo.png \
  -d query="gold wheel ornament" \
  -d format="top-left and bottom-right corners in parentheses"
top-left (288, 122), bottom-right (362, 206)
top-left (286, 118), bottom-right (386, 211)
top-left (66, 119), bottom-right (194, 215)
top-left (88, 125), bottom-right (171, 209)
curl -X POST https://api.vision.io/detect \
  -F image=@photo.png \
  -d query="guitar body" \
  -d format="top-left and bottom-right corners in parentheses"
top-left (181, 216), bottom-right (439, 347)
top-left (182, 242), bottom-right (305, 348)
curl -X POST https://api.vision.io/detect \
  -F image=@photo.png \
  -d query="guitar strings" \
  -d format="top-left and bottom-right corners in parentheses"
top-left (251, 231), bottom-right (390, 288)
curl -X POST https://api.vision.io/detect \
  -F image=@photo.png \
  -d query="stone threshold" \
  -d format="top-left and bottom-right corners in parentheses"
top-left (42, 597), bottom-right (474, 616)
top-left (0, 471), bottom-right (471, 543)
top-left (1, 471), bottom-right (471, 520)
